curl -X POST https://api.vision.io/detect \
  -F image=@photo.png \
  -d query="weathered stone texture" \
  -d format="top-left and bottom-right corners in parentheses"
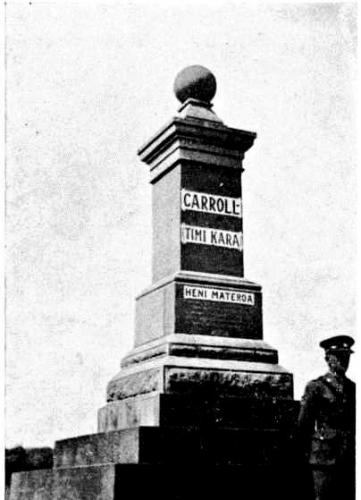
top-left (11, 462), bottom-right (313, 500)
top-left (175, 282), bottom-right (262, 339)
top-left (9, 470), bottom-right (53, 500)
top-left (107, 356), bottom-right (293, 402)
top-left (164, 368), bottom-right (293, 399)
top-left (107, 367), bottom-right (162, 402)
top-left (54, 465), bottom-right (116, 500)
top-left (53, 426), bottom-right (297, 468)
top-left (98, 394), bottom-right (300, 433)
top-left (98, 394), bottom-right (161, 432)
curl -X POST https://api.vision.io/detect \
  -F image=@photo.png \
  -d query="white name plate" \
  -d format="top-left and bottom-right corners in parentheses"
top-left (181, 224), bottom-right (243, 252)
top-left (181, 189), bottom-right (242, 218)
top-left (183, 285), bottom-right (255, 306)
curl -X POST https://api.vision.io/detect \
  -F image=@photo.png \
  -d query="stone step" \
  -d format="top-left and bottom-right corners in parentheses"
top-left (106, 354), bottom-right (293, 402)
top-left (54, 426), bottom-right (294, 468)
top-left (10, 463), bottom-right (314, 500)
top-left (98, 393), bottom-right (300, 433)
top-left (158, 394), bottom-right (300, 428)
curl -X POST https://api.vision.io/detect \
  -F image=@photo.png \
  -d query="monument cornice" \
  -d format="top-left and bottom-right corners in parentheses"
top-left (138, 117), bottom-right (257, 183)
top-left (135, 271), bottom-right (262, 301)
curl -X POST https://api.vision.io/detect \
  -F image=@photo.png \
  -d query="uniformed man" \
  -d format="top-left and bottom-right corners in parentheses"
top-left (298, 335), bottom-right (355, 500)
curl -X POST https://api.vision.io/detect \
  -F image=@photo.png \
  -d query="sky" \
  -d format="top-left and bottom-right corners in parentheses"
top-left (5, 1), bottom-right (357, 448)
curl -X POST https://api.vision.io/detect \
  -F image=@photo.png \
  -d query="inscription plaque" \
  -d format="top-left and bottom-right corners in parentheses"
top-left (181, 224), bottom-right (243, 252)
top-left (181, 189), bottom-right (242, 218)
top-left (183, 285), bottom-right (255, 306)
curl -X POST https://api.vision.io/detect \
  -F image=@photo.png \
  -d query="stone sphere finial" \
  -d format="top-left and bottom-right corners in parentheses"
top-left (174, 65), bottom-right (217, 104)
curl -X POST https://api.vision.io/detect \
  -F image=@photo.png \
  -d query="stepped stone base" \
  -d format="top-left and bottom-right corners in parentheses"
top-left (107, 336), bottom-right (293, 402)
top-left (10, 465), bottom-right (115, 500)
top-left (54, 426), bottom-right (292, 468)
top-left (10, 462), bottom-right (313, 500)
top-left (98, 393), bottom-right (299, 433)
top-left (9, 396), bottom-right (305, 500)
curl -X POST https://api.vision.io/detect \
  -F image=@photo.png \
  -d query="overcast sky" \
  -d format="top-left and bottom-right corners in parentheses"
top-left (5, 1), bottom-right (357, 448)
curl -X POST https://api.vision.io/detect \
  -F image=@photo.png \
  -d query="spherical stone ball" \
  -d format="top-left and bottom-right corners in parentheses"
top-left (174, 65), bottom-right (217, 103)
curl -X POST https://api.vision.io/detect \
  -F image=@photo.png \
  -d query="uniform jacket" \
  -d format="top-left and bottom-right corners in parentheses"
top-left (298, 372), bottom-right (355, 466)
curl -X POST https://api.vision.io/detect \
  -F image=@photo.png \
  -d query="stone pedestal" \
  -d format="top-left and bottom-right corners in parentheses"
top-left (106, 334), bottom-right (293, 404)
top-left (104, 76), bottom-right (293, 406)
top-left (11, 397), bottom-right (306, 499)
top-left (9, 66), bottom-right (302, 500)
top-left (133, 272), bottom-right (264, 345)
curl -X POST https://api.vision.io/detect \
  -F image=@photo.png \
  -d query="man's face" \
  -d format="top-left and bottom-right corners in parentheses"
top-left (326, 350), bottom-right (351, 376)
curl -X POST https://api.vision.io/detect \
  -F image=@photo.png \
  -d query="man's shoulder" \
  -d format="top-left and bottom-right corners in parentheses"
top-left (302, 374), bottom-right (334, 397)
top-left (305, 374), bottom-right (355, 394)
top-left (305, 375), bottom-right (327, 390)
top-left (345, 375), bottom-right (355, 385)
top-left (344, 376), bottom-right (356, 390)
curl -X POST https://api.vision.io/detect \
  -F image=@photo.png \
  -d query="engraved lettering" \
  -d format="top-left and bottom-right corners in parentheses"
top-left (184, 285), bottom-right (255, 306)
top-left (181, 224), bottom-right (242, 252)
top-left (181, 189), bottom-right (242, 218)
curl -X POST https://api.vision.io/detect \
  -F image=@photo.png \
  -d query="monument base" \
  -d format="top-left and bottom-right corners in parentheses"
top-left (10, 463), bottom-right (313, 500)
top-left (106, 333), bottom-right (293, 402)
top-left (98, 392), bottom-right (299, 433)
top-left (10, 421), bottom-right (312, 500)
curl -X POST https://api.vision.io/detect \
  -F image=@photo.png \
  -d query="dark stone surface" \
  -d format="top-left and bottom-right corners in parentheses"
top-left (158, 395), bottom-right (300, 430)
top-left (110, 463), bottom-right (314, 500)
top-left (98, 394), bottom-right (299, 433)
top-left (163, 367), bottom-right (293, 399)
top-left (180, 163), bottom-right (244, 277)
top-left (107, 362), bottom-right (293, 402)
top-left (10, 463), bottom-right (314, 500)
top-left (134, 273), bottom-right (263, 346)
top-left (175, 282), bottom-right (262, 339)
top-left (54, 425), bottom-right (298, 468)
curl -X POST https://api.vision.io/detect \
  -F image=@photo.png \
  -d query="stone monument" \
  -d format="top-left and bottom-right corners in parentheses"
top-left (9, 66), bottom-right (305, 500)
